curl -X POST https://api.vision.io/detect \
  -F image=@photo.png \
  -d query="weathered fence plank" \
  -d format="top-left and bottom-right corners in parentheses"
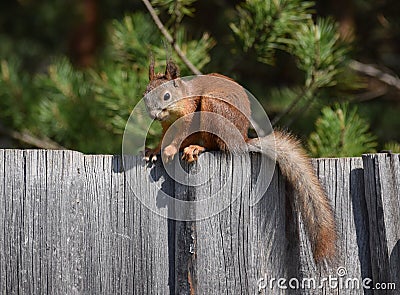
top-left (0, 150), bottom-right (4, 294)
top-left (0, 151), bottom-right (175, 294)
top-left (193, 153), bottom-right (287, 294)
top-left (0, 150), bottom-right (399, 294)
top-left (296, 157), bottom-right (372, 295)
top-left (363, 153), bottom-right (400, 294)
top-left (193, 156), bottom-right (374, 295)
top-left (0, 150), bottom-right (86, 294)
top-left (111, 156), bottom-right (173, 294)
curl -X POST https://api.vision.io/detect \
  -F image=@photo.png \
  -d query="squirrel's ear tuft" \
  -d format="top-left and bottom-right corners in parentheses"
top-left (165, 60), bottom-right (180, 80)
top-left (149, 56), bottom-right (155, 81)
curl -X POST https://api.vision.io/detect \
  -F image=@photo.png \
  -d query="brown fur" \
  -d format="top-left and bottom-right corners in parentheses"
top-left (144, 60), bottom-right (336, 262)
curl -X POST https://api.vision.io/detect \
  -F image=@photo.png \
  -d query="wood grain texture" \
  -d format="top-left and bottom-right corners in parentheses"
top-left (293, 157), bottom-right (372, 295)
top-left (363, 153), bottom-right (400, 294)
top-left (0, 150), bottom-right (173, 294)
top-left (0, 150), bottom-right (399, 294)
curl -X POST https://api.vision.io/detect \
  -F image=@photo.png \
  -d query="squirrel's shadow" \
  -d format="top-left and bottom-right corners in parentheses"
top-left (148, 160), bottom-right (177, 295)
top-left (146, 155), bottom-right (195, 295)
top-left (112, 154), bottom-right (177, 294)
top-left (148, 158), bottom-right (175, 209)
top-left (113, 154), bottom-right (174, 208)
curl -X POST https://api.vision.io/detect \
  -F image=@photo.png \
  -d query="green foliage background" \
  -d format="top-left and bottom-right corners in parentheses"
top-left (0, 0), bottom-right (399, 156)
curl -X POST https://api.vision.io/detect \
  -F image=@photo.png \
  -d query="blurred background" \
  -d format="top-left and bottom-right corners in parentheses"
top-left (0, 0), bottom-right (399, 156)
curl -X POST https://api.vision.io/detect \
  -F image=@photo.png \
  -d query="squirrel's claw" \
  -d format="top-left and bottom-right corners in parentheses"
top-left (182, 145), bottom-right (205, 163)
top-left (143, 154), bottom-right (157, 162)
top-left (143, 148), bottom-right (159, 163)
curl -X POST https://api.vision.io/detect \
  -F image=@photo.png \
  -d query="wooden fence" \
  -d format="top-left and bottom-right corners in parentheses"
top-left (0, 149), bottom-right (399, 294)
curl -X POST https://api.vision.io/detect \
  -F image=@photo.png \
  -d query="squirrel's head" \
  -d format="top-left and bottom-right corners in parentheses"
top-left (144, 59), bottom-right (186, 121)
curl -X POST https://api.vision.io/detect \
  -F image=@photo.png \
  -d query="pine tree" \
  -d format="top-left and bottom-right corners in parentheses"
top-left (308, 103), bottom-right (377, 157)
top-left (0, 0), bottom-right (398, 155)
top-left (231, 1), bottom-right (350, 126)
top-left (0, 10), bottom-right (214, 154)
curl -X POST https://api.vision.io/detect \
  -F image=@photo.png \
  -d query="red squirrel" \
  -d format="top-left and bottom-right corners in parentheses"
top-left (143, 60), bottom-right (336, 262)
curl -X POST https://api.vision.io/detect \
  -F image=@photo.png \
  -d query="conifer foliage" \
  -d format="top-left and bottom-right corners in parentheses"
top-left (308, 104), bottom-right (377, 157)
top-left (0, 0), bottom-right (395, 156)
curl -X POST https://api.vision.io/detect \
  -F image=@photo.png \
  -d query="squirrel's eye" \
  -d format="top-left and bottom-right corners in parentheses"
top-left (163, 92), bottom-right (171, 101)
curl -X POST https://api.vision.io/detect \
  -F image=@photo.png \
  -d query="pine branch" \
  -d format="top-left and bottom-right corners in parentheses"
top-left (141, 0), bottom-right (202, 75)
top-left (285, 95), bottom-right (316, 128)
top-left (271, 87), bottom-right (307, 126)
top-left (0, 124), bottom-right (65, 149)
top-left (349, 60), bottom-right (400, 91)
top-left (308, 103), bottom-right (377, 157)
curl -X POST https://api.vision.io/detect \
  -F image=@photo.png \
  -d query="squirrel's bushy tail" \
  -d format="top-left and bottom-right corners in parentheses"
top-left (247, 130), bottom-right (336, 262)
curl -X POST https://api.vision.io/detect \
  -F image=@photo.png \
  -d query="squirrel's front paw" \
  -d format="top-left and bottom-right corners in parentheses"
top-left (182, 145), bottom-right (205, 163)
top-left (162, 145), bottom-right (178, 163)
